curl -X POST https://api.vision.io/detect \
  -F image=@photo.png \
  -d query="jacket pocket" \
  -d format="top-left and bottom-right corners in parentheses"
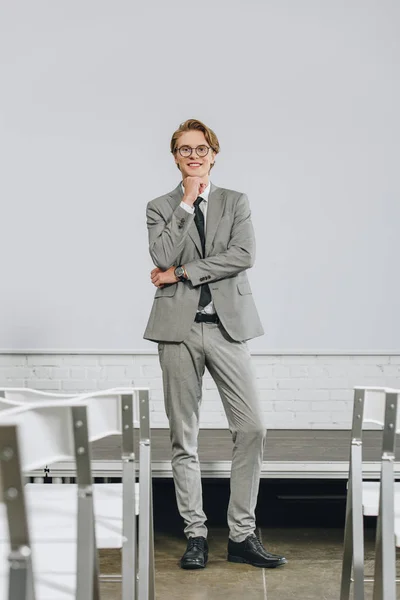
top-left (237, 281), bottom-right (252, 295)
top-left (154, 285), bottom-right (177, 298)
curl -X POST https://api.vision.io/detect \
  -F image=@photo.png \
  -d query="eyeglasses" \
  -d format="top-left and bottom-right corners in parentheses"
top-left (176, 145), bottom-right (210, 158)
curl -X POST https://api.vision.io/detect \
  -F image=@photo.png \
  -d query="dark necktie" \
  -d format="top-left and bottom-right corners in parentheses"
top-left (194, 196), bottom-right (212, 309)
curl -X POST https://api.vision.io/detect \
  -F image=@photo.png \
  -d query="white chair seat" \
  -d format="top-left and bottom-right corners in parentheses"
top-left (362, 481), bottom-right (400, 517)
top-left (0, 483), bottom-right (140, 599)
top-left (0, 540), bottom-right (77, 599)
top-left (0, 483), bottom-right (139, 548)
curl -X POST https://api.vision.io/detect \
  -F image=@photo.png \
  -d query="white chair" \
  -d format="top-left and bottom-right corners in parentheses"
top-left (0, 400), bottom-right (99, 600)
top-left (0, 389), bottom-right (85, 484)
top-left (0, 389), bottom-right (155, 600)
top-left (340, 386), bottom-right (400, 600)
top-left (0, 388), bottom-right (151, 569)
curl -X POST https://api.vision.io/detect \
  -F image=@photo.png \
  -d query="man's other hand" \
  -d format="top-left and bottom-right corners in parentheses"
top-left (151, 266), bottom-right (178, 288)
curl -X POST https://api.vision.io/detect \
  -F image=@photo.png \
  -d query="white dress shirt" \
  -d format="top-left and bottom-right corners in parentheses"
top-left (179, 181), bottom-right (216, 315)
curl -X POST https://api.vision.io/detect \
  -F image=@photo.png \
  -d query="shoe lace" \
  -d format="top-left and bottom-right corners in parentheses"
top-left (249, 533), bottom-right (265, 553)
top-left (188, 537), bottom-right (205, 550)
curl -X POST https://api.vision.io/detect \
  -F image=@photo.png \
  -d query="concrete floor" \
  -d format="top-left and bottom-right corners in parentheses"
top-left (99, 526), bottom-right (396, 600)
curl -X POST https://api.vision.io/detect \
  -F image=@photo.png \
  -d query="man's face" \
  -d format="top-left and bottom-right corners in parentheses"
top-left (174, 130), bottom-right (215, 181)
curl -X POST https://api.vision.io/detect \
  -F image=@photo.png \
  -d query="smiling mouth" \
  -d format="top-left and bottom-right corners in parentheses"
top-left (187, 163), bottom-right (202, 167)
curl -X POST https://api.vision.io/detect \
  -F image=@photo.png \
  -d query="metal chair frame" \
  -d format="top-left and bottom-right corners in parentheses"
top-left (0, 388), bottom-right (155, 600)
top-left (340, 386), bottom-right (399, 600)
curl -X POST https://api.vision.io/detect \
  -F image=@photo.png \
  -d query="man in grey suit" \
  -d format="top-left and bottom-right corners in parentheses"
top-left (144, 118), bottom-right (286, 569)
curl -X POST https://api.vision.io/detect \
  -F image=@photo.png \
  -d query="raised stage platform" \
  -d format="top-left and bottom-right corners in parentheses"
top-left (37, 429), bottom-right (400, 480)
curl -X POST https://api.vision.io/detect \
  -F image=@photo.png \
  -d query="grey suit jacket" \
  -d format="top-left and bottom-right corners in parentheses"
top-left (143, 181), bottom-right (264, 343)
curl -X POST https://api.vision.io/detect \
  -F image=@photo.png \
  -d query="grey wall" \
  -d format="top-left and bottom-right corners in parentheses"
top-left (1, 0), bottom-right (399, 352)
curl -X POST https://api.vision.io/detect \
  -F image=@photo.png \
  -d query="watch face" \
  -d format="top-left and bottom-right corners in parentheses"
top-left (176, 267), bottom-right (184, 277)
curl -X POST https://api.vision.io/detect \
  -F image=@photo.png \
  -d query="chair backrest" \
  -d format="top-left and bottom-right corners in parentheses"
top-left (0, 387), bottom-right (80, 416)
top-left (353, 386), bottom-right (400, 435)
top-left (0, 401), bottom-right (84, 472)
top-left (0, 387), bottom-right (141, 428)
top-left (0, 388), bottom-right (143, 471)
top-left (78, 388), bottom-right (141, 439)
top-left (0, 387), bottom-right (78, 402)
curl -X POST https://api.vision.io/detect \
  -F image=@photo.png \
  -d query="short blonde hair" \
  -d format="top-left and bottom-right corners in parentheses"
top-left (170, 118), bottom-right (220, 172)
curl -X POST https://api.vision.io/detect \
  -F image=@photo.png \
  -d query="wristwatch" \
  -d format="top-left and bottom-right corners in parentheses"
top-left (174, 266), bottom-right (187, 282)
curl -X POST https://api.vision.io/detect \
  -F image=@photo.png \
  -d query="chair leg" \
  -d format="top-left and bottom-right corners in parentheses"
top-left (72, 406), bottom-right (100, 600)
top-left (149, 479), bottom-right (155, 600)
top-left (122, 457), bottom-right (137, 600)
top-left (341, 442), bottom-right (365, 600)
top-left (373, 459), bottom-right (396, 600)
top-left (76, 488), bottom-right (100, 600)
top-left (92, 524), bottom-right (100, 600)
top-left (138, 389), bottom-right (155, 600)
top-left (138, 439), bottom-right (151, 600)
top-left (8, 549), bottom-right (35, 600)
top-left (340, 489), bottom-right (354, 600)
top-left (0, 426), bottom-right (36, 600)
top-left (351, 444), bottom-right (365, 600)
top-left (372, 507), bottom-right (383, 600)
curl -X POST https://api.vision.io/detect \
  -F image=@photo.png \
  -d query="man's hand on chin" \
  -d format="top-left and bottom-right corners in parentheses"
top-left (151, 266), bottom-right (178, 288)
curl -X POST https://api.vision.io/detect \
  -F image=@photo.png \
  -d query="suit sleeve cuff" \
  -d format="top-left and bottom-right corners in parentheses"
top-left (180, 201), bottom-right (195, 214)
top-left (182, 265), bottom-right (190, 280)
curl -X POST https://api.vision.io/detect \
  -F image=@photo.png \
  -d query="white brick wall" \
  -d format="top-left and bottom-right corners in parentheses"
top-left (1, 354), bottom-right (399, 429)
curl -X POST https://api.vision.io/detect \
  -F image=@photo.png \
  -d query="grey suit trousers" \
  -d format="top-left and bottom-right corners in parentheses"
top-left (158, 320), bottom-right (266, 543)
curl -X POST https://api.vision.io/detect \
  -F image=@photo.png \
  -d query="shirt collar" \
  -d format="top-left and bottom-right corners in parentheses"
top-left (180, 180), bottom-right (211, 202)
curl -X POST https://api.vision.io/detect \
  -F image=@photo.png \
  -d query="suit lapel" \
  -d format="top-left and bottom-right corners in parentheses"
top-left (167, 181), bottom-right (224, 258)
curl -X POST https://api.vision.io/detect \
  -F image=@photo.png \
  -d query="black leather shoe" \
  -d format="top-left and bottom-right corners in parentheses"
top-left (180, 536), bottom-right (208, 569)
top-left (227, 533), bottom-right (287, 568)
